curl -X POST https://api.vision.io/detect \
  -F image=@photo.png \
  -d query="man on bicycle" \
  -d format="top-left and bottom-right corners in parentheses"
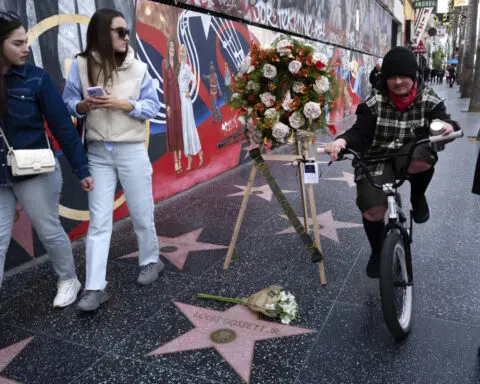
top-left (324, 47), bottom-right (460, 278)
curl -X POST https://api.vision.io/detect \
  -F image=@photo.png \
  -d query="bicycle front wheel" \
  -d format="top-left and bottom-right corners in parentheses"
top-left (379, 231), bottom-right (413, 340)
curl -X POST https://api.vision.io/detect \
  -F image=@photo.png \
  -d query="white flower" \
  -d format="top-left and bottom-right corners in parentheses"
top-left (237, 115), bottom-right (246, 126)
top-left (264, 108), bottom-right (279, 123)
top-left (289, 112), bottom-right (305, 129)
top-left (279, 291), bottom-right (288, 301)
top-left (292, 81), bottom-right (305, 94)
top-left (231, 92), bottom-right (241, 100)
top-left (312, 52), bottom-right (328, 66)
top-left (276, 38), bottom-right (293, 57)
top-left (288, 60), bottom-right (302, 74)
top-left (247, 81), bottom-right (260, 92)
top-left (282, 90), bottom-right (293, 111)
top-left (265, 303), bottom-right (276, 310)
top-left (303, 101), bottom-right (322, 119)
top-left (260, 92), bottom-right (276, 107)
top-left (263, 64), bottom-right (277, 79)
top-left (313, 77), bottom-right (330, 94)
top-left (239, 55), bottom-right (251, 74)
top-left (272, 122), bottom-right (290, 143)
top-left (281, 316), bottom-right (293, 325)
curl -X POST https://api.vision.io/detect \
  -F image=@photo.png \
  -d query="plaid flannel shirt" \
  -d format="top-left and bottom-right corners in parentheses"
top-left (340, 85), bottom-right (446, 181)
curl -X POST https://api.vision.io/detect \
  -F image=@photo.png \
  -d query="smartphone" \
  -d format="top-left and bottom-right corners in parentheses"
top-left (86, 86), bottom-right (105, 97)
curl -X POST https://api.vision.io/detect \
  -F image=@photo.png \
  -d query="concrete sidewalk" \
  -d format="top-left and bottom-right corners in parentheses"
top-left (0, 83), bottom-right (480, 384)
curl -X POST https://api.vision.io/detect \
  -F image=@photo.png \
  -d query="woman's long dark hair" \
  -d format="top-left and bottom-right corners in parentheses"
top-left (78, 8), bottom-right (127, 88)
top-left (165, 37), bottom-right (179, 75)
top-left (0, 12), bottom-right (23, 115)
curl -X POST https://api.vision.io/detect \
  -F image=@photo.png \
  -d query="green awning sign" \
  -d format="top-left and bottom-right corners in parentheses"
top-left (414, 0), bottom-right (437, 8)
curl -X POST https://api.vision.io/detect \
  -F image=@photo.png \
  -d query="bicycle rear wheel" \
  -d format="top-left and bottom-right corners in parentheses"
top-left (379, 231), bottom-right (413, 340)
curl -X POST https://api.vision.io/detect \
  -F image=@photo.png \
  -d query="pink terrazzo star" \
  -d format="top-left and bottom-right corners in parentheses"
top-left (0, 337), bottom-right (33, 384)
top-left (147, 302), bottom-right (315, 383)
top-left (276, 210), bottom-right (363, 242)
top-left (119, 229), bottom-right (227, 270)
top-left (227, 184), bottom-right (295, 202)
top-left (324, 172), bottom-right (356, 187)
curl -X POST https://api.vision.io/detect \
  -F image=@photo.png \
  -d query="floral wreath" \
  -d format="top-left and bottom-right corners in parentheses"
top-left (229, 35), bottom-right (339, 147)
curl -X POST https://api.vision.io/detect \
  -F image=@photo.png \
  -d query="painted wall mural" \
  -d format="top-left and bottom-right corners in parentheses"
top-left (176, 0), bottom-right (392, 56)
top-left (3, 0), bottom-right (380, 272)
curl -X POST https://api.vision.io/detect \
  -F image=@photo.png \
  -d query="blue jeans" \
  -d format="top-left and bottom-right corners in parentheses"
top-left (0, 160), bottom-right (76, 290)
top-left (85, 142), bottom-right (160, 290)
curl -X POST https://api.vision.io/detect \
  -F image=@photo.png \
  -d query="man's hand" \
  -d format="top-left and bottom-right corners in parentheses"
top-left (324, 138), bottom-right (347, 161)
top-left (438, 121), bottom-right (455, 136)
top-left (80, 177), bottom-right (94, 192)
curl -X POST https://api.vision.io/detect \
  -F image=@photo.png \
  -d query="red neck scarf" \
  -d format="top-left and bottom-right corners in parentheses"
top-left (387, 81), bottom-right (418, 112)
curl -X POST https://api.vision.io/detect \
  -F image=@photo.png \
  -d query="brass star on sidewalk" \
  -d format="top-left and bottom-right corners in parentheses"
top-left (119, 229), bottom-right (227, 270)
top-left (324, 172), bottom-right (356, 187)
top-left (227, 184), bottom-right (295, 202)
top-left (276, 210), bottom-right (362, 242)
top-left (0, 337), bottom-right (34, 383)
top-left (147, 302), bottom-right (315, 383)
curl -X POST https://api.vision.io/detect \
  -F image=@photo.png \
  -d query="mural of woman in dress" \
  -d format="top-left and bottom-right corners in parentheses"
top-left (178, 45), bottom-right (203, 171)
top-left (163, 37), bottom-right (184, 173)
top-left (203, 61), bottom-right (223, 124)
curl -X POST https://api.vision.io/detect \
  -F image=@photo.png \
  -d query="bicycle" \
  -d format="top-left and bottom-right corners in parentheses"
top-left (317, 130), bottom-right (463, 340)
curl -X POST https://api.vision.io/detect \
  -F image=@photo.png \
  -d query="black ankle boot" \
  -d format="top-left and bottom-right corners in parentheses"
top-left (362, 218), bottom-right (385, 278)
top-left (410, 168), bottom-right (434, 224)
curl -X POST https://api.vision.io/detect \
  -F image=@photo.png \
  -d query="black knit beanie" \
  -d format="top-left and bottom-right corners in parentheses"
top-left (381, 46), bottom-right (418, 81)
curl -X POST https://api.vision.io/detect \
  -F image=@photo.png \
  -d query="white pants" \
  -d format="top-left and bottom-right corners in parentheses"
top-left (85, 142), bottom-right (160, 290)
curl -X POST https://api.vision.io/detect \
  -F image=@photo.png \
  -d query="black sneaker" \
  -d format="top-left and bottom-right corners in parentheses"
top-left (411, 195), bottom-right (430, 224)
top-left (366, 253), bottom-right (380, 279)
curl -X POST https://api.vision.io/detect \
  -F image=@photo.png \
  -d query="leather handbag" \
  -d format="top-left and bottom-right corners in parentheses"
top-left (0, 125), bottom-right (55, 176)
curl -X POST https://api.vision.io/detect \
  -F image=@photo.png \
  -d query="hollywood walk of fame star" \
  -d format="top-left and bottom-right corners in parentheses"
top-left (324, 172), bottom-right (356, 187)
top-left (147, 302), bottom-right (315, 383)
top-left (0, 337), bottom-right (34, 383)
top-left (227, 184), bottom-right (296, 202)
top-left (119, 229), bottom-right (227, 270)
top-left (276, 210), bottom-right (363, 242)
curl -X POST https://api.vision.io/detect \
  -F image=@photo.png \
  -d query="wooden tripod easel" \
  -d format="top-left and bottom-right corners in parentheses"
top-left (223, 138), bottom-right (327, 285)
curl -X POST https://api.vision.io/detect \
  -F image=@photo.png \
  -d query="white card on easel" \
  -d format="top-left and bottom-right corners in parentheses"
top-left (303, 162), bottom-right (319, 184)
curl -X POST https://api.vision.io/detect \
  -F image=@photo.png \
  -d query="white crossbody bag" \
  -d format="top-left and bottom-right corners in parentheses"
top-left (0, 125), bottom-right (55, 176)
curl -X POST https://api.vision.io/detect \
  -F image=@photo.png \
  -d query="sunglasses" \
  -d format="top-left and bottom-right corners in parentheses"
top-left (110, 27), bottom-right (130, 39)
top-left (0, 10), bottom-right (20, 22)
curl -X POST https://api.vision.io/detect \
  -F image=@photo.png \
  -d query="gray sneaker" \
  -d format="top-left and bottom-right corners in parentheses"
top-left (77, 289), bottom-right (109, 312)
top-left (137, 262), bottom-right (164, 285)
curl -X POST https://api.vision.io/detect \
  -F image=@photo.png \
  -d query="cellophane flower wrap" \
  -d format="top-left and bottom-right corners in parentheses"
top-left (197, 285), bottom-right (300, 325)
top-left (229, 35), bottom-right (339, 147)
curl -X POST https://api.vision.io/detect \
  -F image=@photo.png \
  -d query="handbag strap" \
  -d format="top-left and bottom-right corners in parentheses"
top-left (0, 125), bottom-right (52, 152)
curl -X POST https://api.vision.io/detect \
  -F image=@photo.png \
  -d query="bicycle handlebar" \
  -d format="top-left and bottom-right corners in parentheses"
top-left (317, 130), bottom-right (463, 190)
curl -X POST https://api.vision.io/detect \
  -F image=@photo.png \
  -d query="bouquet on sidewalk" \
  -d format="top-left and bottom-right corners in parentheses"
top-left (228, 34), bottom-right (338, 147)
top-left (197, 285), bottom-right (299, 325)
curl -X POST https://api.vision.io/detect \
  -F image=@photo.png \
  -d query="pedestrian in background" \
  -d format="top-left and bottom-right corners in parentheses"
top-left (0, 11), bottom-right (93, 306)
top-left (369, 58), bottom-right (382, 90)
top-left (63, 8), bottom-right (164, 312)
top-left (472, 150), bottom-right (480, 195)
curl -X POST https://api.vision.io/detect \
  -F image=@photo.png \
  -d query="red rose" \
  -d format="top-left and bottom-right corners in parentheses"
top-left (328, 124), bottom-right (337, 135)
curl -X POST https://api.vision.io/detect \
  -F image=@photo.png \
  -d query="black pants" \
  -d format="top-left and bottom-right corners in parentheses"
top-left (356, 144), bottom-right (437, 213)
